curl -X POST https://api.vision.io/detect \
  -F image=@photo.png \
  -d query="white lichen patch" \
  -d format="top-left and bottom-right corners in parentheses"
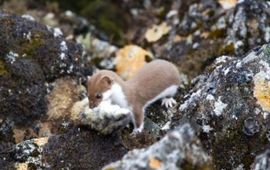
top-left (259, 61), bottom-right (270, 77)
top-left (59, 53), bottom-right (66, 60)
top-left (161, 121), bottom-right (171, 130)
top-left (216, 16), bottom-right (226, 29)
top-left (234, 40), bottom-right (244, 49)
top-left (213, 97), bottom-right (227, 116)
top-left (67, 65), bottom-right (74, 74)
top-left (23, 31), bottom-right (32, 41)
top-left (263, 112), bottom-right (269, 119)
top-left (215, 55), bottom-right (232, 64)
top-left (52, 27), bottom-right (63, 38)
top-left (206, 94), bottom-right (215, 101)
top-left (223, 67), bottom-right (231, 76)
top-left (264, 27), bottom-right (270, 42)
top-left (202, 125), bottom-right (213, 133)
top-left (6, 51), bottom-right (19, 64)
top-left (60, 41), bottom-right (68, 51)
top-left (179, 89), bottom-right (201, 111)
top-left (236, 61), bottom-right (242, 68)
top-left (21, 14), bottom-right (35, 21)
top-left (59, 41), bottom-right (68, 60)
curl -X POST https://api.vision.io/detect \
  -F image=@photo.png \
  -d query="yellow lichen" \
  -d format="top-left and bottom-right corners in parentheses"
top-left (33, 137), bottom-right (48, 146)
top-left (145, 22), bottom-right (171, 42)
top-left (149, 156), bottom-right (162, 169)
top-left (15, 163), bottom-right (28, 170)
top-left (219, 43), bottom-right (235, 55)
top-left (20, 30), bottom-right (45, 57)
top-left (218, 0), bottom-right (237, 10)
top-left (254, 71), bottom-right (270, 112)
top-left (46, 78), bottom-right (86, 120)
top-left (116, 45), bottom-right (153, 80)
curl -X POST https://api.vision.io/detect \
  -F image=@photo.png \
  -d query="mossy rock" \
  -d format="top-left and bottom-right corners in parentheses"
top-left (0, 12), bottom-right (92, 125)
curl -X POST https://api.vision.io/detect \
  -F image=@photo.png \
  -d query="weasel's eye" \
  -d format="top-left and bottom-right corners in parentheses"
top-left (96, 93), bottom-right (102, 99)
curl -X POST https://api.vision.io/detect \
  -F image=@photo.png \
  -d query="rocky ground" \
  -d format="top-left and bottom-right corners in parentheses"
top-left (0, 0), bottom-right (270, 169)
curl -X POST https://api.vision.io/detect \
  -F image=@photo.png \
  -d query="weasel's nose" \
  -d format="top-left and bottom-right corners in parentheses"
top-left (89, 100), bottom-right (96, 109)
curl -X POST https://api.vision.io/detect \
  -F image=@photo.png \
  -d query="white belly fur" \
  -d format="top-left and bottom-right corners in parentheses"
top-left (143, 85), bottom-right (178, 110)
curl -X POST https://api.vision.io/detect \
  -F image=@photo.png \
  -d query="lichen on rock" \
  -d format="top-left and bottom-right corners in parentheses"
top-left (103, 123), bottom-right (212, 170)
top-left (0, 12), bottom-right (92, 125)
top-left (172, 44), bottom-right (270, 169)
top-left (71, 98), bottom-right (131, 135)
top-left (253, 68), bottom-right (270, 112)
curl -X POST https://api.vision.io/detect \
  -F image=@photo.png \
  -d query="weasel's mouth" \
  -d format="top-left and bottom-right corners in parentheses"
top-left (89, 103), bottom-right (97, 109)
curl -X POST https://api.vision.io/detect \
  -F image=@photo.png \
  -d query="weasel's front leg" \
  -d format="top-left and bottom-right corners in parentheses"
top-left (131, 105), bottom-right (144, 136)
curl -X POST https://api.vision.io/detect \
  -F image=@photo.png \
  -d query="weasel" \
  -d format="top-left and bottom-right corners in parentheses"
top-left (87, 59), bottom-right (180, 134)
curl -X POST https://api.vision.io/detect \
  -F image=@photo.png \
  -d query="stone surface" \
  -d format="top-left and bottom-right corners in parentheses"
top-left (103, 124), bottom-right (212, 170)
top-left (172, 44), bottom-right (270, 169)
top-left (251, 149), bottom-right (270, 170)
top-left (42, 128), bottom-right (128, 170)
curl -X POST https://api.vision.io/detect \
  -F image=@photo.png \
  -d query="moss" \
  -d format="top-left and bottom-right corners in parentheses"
top-left (0, 59), bottom-right (8, 76)
top-left (219, 43), bottom-right (235, 55)
top-left (19, 30), bottom-right (45, 58)
top-left (208, 29), bottom-right (227, 39)
top-left (181, 160), bottom-right (213, 170)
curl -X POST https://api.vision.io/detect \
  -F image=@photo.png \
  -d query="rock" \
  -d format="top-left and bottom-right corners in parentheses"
top-left (1, 128), bottom-right (128, 170)
top-left (0, 137), bottom-right (49, 169)
top-left (76, 32), bottom-right (118, 70)
top-left (103, 123), bottom-right (212, 170)
top-left (115, 45), bottom-right (152, 80)
top-left (12, 137), bottom-right (49, 169)
top-left (251, 149), bottom-right (270, 170)
top-left (71, 98), bottom-right (131, 135)
top-left (139, 0), bottom-right (270, 81)
top-left (172, 44), bottom-right (270, 169)
top-left (0, 12), bottom-right (92, 125)
top-left (42, 127), bottom-right (128, 170)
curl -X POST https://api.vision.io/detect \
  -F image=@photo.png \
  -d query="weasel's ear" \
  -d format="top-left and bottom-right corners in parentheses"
top-left (101, 76), bottom-right (113, 86)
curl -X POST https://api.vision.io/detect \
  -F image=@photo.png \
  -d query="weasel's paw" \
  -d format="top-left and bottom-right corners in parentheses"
top-left (130, 124), bottom-right (144, 137)
top-left (162, 97), bottom-right (176, 108)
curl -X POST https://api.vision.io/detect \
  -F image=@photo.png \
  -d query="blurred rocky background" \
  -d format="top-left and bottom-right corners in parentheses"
top-left (0, 0), bottom-right (270, 169)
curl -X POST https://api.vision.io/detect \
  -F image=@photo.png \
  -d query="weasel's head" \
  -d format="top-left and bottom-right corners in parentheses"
top-left (87, 71), bottom-right (114, 109)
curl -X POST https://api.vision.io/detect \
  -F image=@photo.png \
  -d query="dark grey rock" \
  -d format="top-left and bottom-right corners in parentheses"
top-left (172, 44), bottom-right (270, 169)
